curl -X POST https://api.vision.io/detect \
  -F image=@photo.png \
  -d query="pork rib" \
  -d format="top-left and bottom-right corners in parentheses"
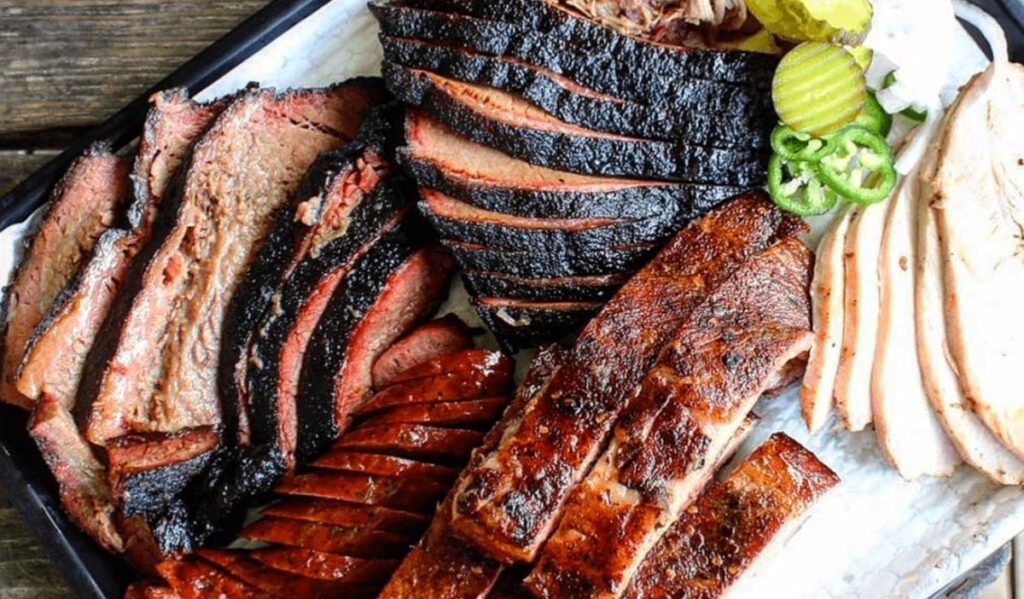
top-left (447, 194), bottom-right (804, 564)
top-left (525, 237), bottom-right (814, 598)
top-left (622, 434), bottom-right (839, 599)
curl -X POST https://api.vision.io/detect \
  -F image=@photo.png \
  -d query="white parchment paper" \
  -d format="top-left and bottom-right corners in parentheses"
top-left (0, 2), bottom-right (1018, 598)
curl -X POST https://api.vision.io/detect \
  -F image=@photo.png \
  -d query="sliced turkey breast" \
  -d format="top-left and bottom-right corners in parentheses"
top-left (927, 63), bottom-right (1024, 460)
top-left (800, 206), bottom-right (853, 433)
top-left (872, 156), bottom-right (960, 479)
top-left (834, 202), bottom-right (885, 431)
top-left (916, 183), bottom-right (1024, 484)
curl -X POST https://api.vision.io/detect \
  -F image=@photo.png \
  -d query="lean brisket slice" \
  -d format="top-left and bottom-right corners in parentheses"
top-left (447, 194), bottom-right (804, 564)
top-left (387, 64), bottom-right (766, 184)
top-left (622, 434), bottom-right (839, 599)
top-left (240, 152), bottom-right (407, 465)
top-left (373, 1), bottom-right (776, 96)
top-left (222, 103), bottom-right (396, 445)
top-left (526, 237), bottom-right (814, 598)
top-left (76, 81), bottom-right (383, 444)
top-left (401, 113), bottom-right (739, 222)
top-left (1, 146), bottom-right (130, 410)
top-left (294, 227), bottom-right (454, 462)
top-left (378, 35), bottom-right (767, 147)
top-left (17, 91), bottom-right (224, 412)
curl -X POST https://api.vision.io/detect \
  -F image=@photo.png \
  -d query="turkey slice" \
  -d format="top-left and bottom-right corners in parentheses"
top-left (800, 206), bottom-right (854, 433)
top-left (872, 153), bottom-right (960, 479)
top-left (929, 63), bottom-right (1024, 460)
top-left (834, 201), bottom-right (886, 431)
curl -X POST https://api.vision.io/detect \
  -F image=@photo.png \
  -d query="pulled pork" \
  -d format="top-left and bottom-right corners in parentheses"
top-left (563, 0), bottom-right (753, 44)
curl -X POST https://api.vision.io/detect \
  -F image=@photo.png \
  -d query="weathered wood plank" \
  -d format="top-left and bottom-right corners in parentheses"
top-left (0, 150), bottom-right (61, 196)
top-left (0, 0), bottom-right (266, 133)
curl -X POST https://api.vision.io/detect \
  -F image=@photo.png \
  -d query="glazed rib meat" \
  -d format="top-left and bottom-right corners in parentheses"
top-left (622, 434), bottom-right (839, 599)
top-left (77, 83), bottom-right (382, 444)
top-left (526, 237), bottom-right (813, 598)
top-left (1, 146), bottom-right (130, 410)
top-left (447, 194), bottom-right (804, 564)
top-left (386, 63), bottom-right (767, 184)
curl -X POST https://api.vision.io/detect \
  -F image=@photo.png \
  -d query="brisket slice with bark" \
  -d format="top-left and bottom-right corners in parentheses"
top-left (371, 314), bottom-right (474, 388)
top-left (372, 1), bottom-right (776, 96)
top-left (28, 396), bottom-right (124, 552)
top-left (240, 151), bottom-right (405, 464)
top-left (388, 64), bottom-right (767, 184)
top-left (295, 225), bottom-right (454, 462)
top-left (379, 36), bottom-right (767, 147)
top-left (419, 188), bottom-right (680, 251)
top-left (17, 91), bottom-right (224, 412)
top-left (462, 271), bottom-right (624, 303)
top-left (377, 344), bottom-right (567, 599)
top-left (473, 297), bottom-right (602, 352)
top-left (222, 103), bottom-right (396, 445)
top-left (1, 146), bottom-right (130, 410)
top-left (448, 194), bottom-right (805, 564)
top-left (443, 239), bottom-right (657, 279)
top-left (77, 81), bottom-right (383, 444)
top-left (526, 237), bottom-right (814, 598)
top-left (401, 113), bottom-right (740, 221)
top-left (623, 434), bottom-right (839, 599)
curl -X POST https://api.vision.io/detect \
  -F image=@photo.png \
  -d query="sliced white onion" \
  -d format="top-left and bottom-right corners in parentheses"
top-left (894, 104), bottom-right (944, 174)
top-left (952, 0), bottom-right (1009, 63)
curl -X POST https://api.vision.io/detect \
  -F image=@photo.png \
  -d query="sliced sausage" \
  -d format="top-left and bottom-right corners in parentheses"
top-left (371, 315), bottom-right (474, 388)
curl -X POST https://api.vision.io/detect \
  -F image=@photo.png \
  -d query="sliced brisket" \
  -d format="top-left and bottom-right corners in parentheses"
top-left (401, 113), bottom-right (740, 221)
top-left (371, 314), bottom-right (474, 388)
top-left (28, 396), bottom-right (123, 553)
top-left (526, 237), bottom-right (814, 598)
top-left (419, 187), bottom-right (680, 251)
top-left (447, 194), bottom-right (804, 564)
top-left (372, 1), bottom-right (776, 96)
top-left (2, 146), bottom-right (130, 410)
top-left (474, 297), bottom-right (602, 351)
top-left (388, 64), bottom-right (767, 184)
top-left (77, 81), bottom-right (383, 444)
top-left (379, 36), bottom-right (767, 147)
top-left (17, 91), bottom-right (223, 412)
top-left (294, 225), bottom-right (454, 462)
top-left (622, 434), bottom-right (839, 599)
top-left (443, 238), bottom-right (657, 278)
top-left (240, 151), bottom-right (405, 463)
top-left (462, 271), bottom-right (625, 302)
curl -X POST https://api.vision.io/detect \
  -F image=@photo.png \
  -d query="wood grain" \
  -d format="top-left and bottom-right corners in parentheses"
top-left (0, 0), bottom-right (266, 135)
top-left (0, 150), bottom-right (60, 196)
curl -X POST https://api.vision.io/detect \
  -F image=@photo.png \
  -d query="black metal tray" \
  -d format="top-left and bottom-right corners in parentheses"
top-left (1, 1), bottom-right (1024, 598)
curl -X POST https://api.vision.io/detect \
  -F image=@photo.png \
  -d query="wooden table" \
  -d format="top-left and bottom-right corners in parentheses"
top-left (0, 2), bottom-right (1018, 598)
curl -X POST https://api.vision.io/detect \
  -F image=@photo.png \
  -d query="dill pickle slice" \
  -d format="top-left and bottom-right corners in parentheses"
top-left (772, 42), bottom-right (867, 137)
top-left (747, 0), bottom-right (873, 43)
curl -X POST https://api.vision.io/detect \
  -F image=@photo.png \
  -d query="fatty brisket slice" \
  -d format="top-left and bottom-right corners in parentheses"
top-left (386, 63), bottom-right (767, 185)
top-left (400, 112), bottom-right (741, 222)
top-left (379, 36), bottom-right (768, 147)
top-left (222, 107), bottom-right (400, 448)
top-left (16, 90), bottom-right (225, 412)
top-left (295, 222), bottom-right (455, 462)
top-left (447, 193), bottom-right (805, 564)
top-left (371, 1), bottom-right (777, 97)
top-left (474, 297), bottom-right (602, 352)
top-left (76, 80), bottom-right (386, 445)
top-left (418, 187), bottom-right (680, 251)
top-left (0, 146), bottom-right (131, 410)
top-left (243, 170), bottom-right (411, 468)
top-left (622, 434), bottom-right (839, 599)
